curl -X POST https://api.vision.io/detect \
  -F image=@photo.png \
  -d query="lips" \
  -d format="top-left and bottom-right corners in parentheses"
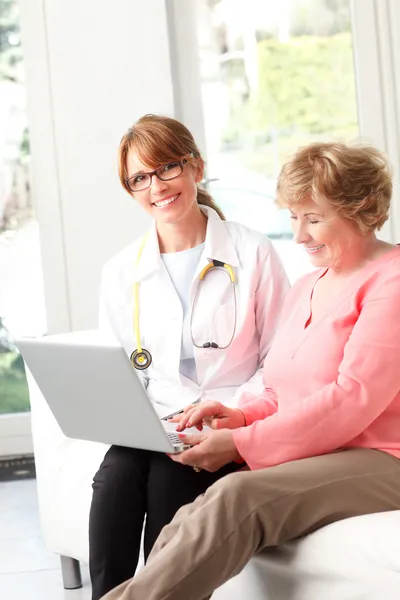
top-left (305, 245), bottom-right (325, 254)
top-left (152, 194), bottom-right (179, 208)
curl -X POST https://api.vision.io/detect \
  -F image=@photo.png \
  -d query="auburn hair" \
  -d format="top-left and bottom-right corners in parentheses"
top-left (118, 114), bottom-right (225, 220)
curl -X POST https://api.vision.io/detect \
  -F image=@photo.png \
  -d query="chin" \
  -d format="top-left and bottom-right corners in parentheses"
top-left (152, 207), bottom-right (180, 222)
top-left (308, 254), bottom-right (330, 268)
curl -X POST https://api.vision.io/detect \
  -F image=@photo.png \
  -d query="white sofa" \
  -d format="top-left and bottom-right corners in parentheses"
top-left (28, 369), bottom-right (400, 599)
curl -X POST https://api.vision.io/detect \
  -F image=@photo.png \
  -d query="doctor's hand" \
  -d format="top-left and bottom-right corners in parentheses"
top-left (168, 429), bottom-right (241, 472)
top-left (172, 400), bottom-right (246, 432)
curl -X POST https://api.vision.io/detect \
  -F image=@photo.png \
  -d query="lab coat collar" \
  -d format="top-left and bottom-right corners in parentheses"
top-left (133, 206), bottom-right (240, 282)
top-left (201, 206), bottom-right (240, 268)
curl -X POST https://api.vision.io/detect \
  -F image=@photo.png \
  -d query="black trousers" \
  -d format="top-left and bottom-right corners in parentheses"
top-left (88, 445), bottom-right (239, 600)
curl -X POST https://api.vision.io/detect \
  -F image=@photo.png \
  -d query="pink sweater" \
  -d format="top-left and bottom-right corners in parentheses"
top-left (232, 246), bottom-right (400, 470)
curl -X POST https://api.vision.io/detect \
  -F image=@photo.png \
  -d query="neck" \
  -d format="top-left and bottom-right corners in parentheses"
top-left (328, 235), bottom-right (393, 278)
top-left (157, 207), bottom-right (207, 253)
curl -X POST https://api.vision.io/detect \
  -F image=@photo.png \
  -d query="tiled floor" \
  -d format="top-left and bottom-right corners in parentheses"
top-left (0, 478), bottom-right (91, 600)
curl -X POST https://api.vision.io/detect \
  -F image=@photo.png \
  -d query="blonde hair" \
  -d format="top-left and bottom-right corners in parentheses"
top-left (118, 114), bottom-right (225, 220)
top-left (276, 141), bottom-right (392, 232)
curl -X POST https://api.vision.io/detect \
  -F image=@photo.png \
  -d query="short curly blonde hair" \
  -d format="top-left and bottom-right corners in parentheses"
top-left (276, 141), bottom-right (393, 232)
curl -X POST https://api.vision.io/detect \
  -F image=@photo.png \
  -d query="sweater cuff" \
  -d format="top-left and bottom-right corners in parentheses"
top-left (232, 425), bottom-right (258, 470)
top-left (238, 399), bottom-right (273, 426)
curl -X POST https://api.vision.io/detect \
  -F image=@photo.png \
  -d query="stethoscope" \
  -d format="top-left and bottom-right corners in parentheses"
top-left (130, 235), bottom-right (237, 370)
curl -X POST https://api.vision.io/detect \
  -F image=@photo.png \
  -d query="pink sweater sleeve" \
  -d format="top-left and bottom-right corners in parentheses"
top-left (238, 387), bottom-right (278, 425)
top-left (232, 278), bottom-right (400, 470)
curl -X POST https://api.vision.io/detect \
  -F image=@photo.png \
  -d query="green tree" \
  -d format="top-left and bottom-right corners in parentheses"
top-left (220, 32), bottom-right (358, 178)
top-left (252, 32), bottom-right (357, 137)
top-left (0, 317), bottom-right (30, 414)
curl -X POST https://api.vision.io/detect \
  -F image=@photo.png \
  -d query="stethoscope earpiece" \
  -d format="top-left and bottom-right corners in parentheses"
top-left (130, 348), bottom-right (152, 370)
top-left (202, 342), bottom-right (219, 349)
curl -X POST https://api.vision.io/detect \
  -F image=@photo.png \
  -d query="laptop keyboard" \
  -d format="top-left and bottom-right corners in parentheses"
top-left (167, 432), bottom-right (182, 445)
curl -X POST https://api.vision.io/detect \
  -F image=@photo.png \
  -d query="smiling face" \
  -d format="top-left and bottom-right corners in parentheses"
top-left (289, 195), bottom-right (366, 270)
top-left (126, 149), bottom-right (204, 227)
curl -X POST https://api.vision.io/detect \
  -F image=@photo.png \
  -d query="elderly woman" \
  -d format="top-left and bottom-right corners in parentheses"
top-left (101, 141), bottom-right (400, 600)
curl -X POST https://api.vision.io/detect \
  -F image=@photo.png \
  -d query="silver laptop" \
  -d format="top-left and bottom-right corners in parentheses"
top-left (16, 331), bottom-right (191, 453)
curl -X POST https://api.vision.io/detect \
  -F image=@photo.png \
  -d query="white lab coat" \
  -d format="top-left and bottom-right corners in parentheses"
top-left (99, 206), bottom-right (289, 417)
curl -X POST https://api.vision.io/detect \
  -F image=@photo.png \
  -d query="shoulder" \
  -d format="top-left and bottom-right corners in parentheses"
top-left (223, 221), bottom-right (290, 291)
top-left (360, 248), bottom-right (400, 301)
top-left (224, 220), bottom-right (276, 258)
top-left (224, 221), bottom-right (287, 283)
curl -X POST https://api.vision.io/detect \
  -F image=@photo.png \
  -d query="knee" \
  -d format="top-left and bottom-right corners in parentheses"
top-left (205, 470), bottom-right (260, 525)
top-left (207, 470), bottom-right (249, 506)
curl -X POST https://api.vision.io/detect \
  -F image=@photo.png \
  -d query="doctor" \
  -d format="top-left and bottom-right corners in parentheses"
top-left (89, 114), bottom-right (289, 600)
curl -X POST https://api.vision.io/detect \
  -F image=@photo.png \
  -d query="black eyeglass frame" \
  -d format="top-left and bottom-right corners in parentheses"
top-left (125, 158), bottom-right (190, 193)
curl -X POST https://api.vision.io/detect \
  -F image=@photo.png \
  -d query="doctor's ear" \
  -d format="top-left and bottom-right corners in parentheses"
top-left (194, 161), bottom-right (205, 184)
top-left (187, 152), bottom-right (205, 184)
top-left (195, 171), bottom-right (203, 184)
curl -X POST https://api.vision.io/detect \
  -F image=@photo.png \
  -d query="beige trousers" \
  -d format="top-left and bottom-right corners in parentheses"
top-left (101, 448), bottom-right (400, 600)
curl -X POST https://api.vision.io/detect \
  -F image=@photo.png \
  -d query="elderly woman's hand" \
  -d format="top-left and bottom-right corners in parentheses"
top-left (168, 429), bottom-right (241, 472)
top-left (169, 400), bottom-right (246, 432)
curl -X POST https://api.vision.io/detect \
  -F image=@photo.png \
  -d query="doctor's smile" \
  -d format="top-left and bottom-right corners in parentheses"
top-left (151, 193), bottom-right (180, 208)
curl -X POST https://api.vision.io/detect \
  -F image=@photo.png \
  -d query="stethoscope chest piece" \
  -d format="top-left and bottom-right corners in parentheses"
top-left (130, 348), bottom-right (152, 370)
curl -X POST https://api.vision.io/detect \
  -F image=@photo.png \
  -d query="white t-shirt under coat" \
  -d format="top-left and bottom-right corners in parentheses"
top-left (161, 243), bottom-right (204, 383)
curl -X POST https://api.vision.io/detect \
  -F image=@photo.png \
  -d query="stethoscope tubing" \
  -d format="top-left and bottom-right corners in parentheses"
top-left (190, 265), bottom-right (237, 349)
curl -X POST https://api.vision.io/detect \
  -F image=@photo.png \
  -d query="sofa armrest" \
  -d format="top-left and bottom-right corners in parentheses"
top-left (27, 367), bottom-right (108, 562)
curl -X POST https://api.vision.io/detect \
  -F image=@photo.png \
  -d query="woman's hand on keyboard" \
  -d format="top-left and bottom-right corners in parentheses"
top-left (168, 429), bottom-right (242, 472)
top-left (171, 400), bottom-right (246, 432)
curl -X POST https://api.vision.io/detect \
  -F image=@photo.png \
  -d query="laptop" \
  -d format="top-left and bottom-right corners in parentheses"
top-left (16, 331), bottom-right (192, 453)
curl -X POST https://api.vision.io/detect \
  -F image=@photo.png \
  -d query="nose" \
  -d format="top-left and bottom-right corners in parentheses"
top-left (150, 174), bottom-right (168, 194)
top-left (292, 219), bottom-right (312, 245)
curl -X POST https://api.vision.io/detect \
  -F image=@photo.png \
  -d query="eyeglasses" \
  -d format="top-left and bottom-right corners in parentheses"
top-left (125, 159), bottom-right (189, 192)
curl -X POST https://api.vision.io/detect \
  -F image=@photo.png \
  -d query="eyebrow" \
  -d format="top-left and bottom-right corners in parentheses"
top-left (128, 163), bottom-right (167, 178)
top-left (128, 170), bottom-right (147, 178)
top-left (289, 210), bottom-right (324, 218)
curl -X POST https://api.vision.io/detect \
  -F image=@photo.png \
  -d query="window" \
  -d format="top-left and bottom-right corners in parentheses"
top-left (194, 0), bottom-right (359, 280)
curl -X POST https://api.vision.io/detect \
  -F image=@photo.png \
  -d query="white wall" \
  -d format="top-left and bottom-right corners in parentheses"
top-left (19, 0), bottom-right (176, 333)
